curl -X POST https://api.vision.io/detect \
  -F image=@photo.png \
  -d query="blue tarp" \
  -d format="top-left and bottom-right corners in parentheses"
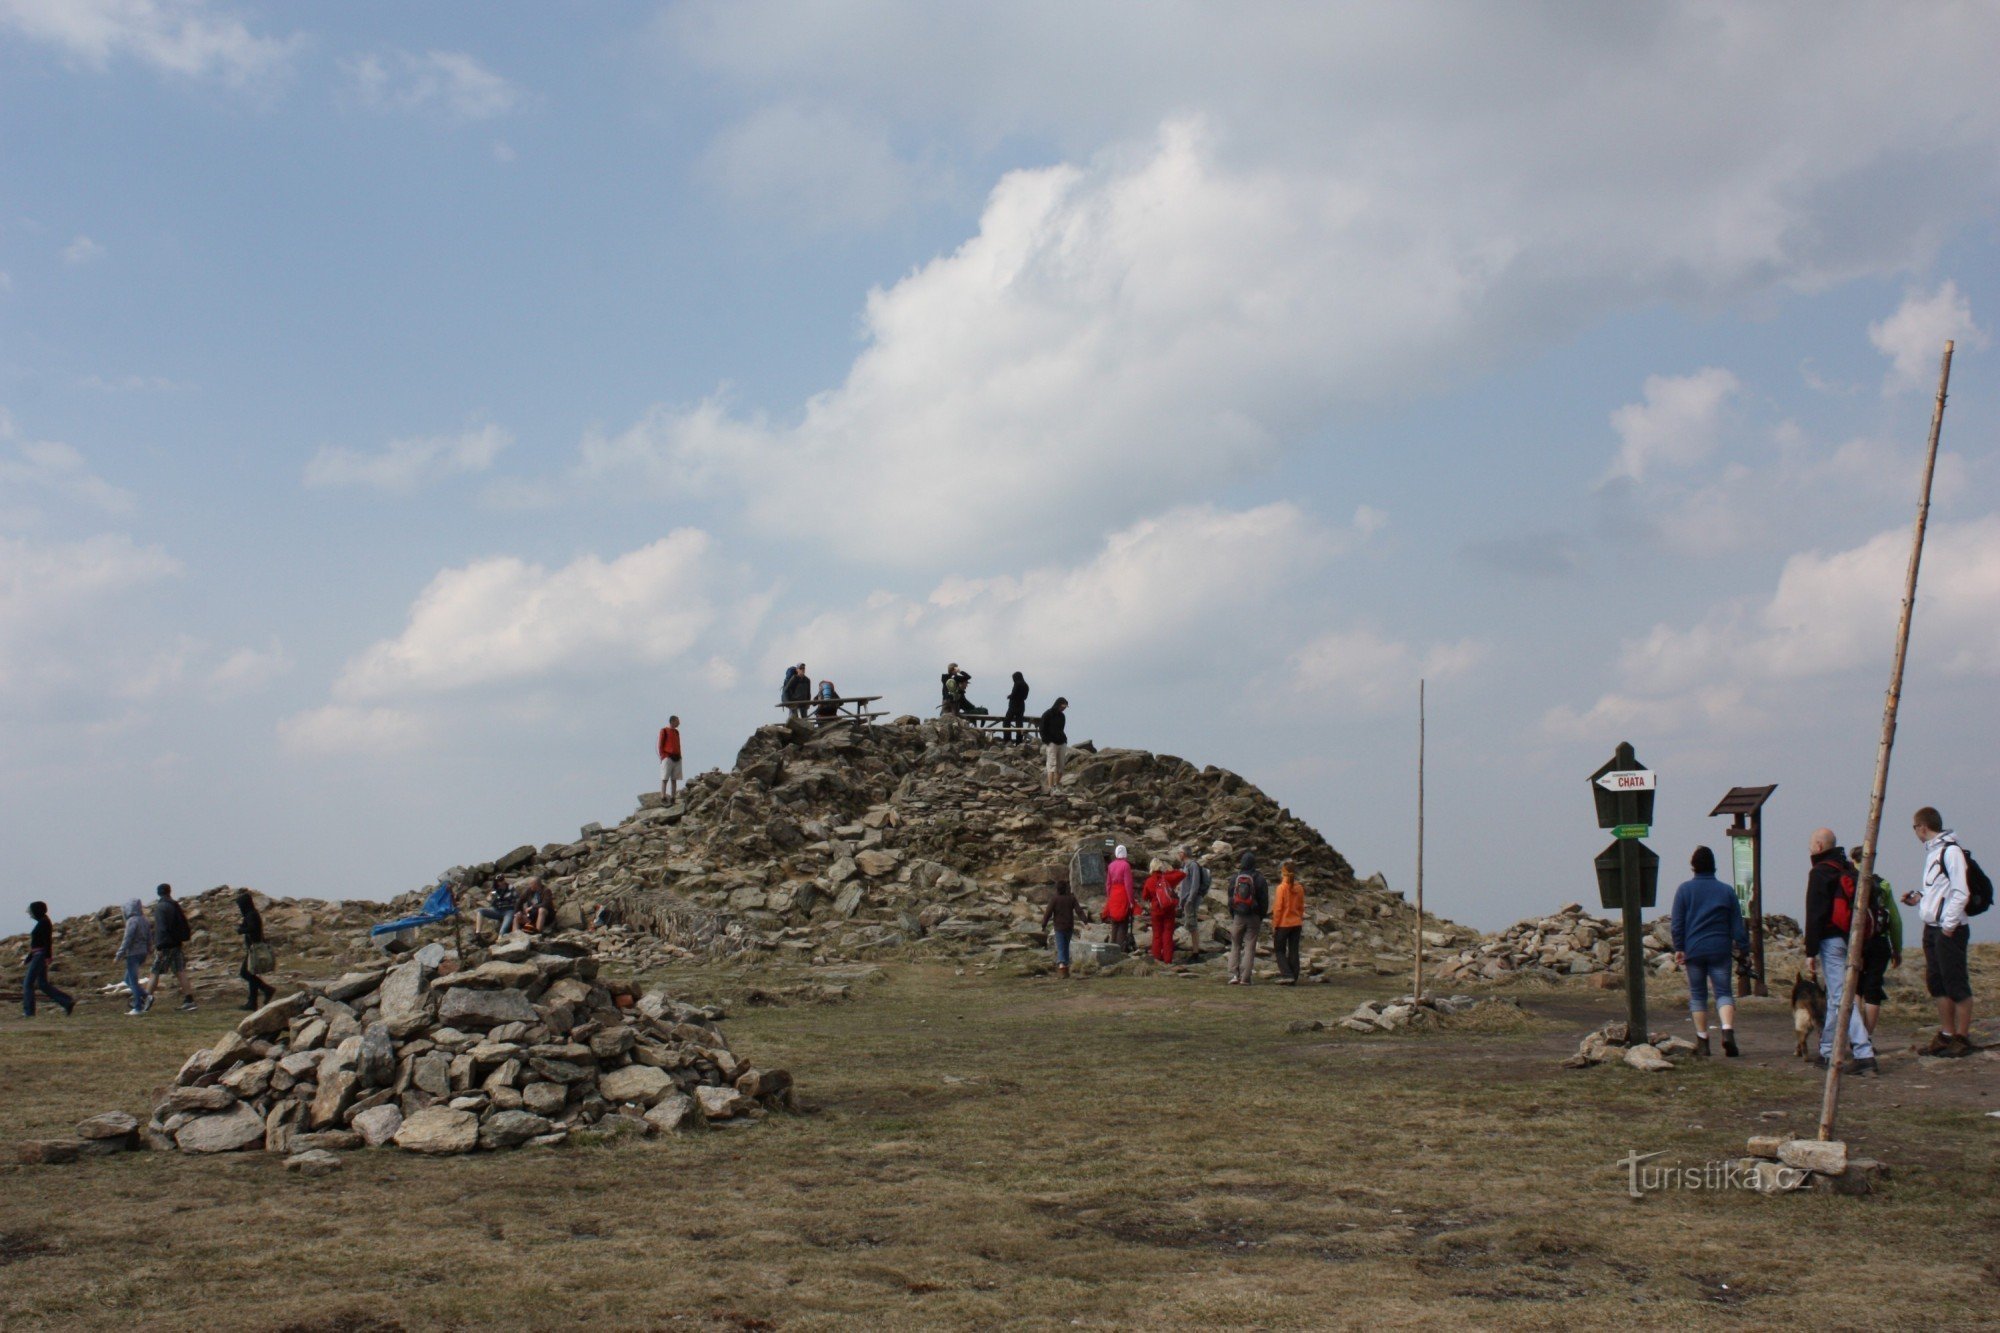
top-left (369, 881), bottom-right (457, 938)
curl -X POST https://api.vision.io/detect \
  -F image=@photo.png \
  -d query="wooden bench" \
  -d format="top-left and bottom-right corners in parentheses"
top-left (777, 694), bottom-right (886, 726)
top-left (949, 712), bottom-right (1041, 744)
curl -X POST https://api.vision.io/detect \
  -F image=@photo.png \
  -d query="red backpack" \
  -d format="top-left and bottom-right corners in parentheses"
top-left (1823, 857), bottom-right (1859, 935)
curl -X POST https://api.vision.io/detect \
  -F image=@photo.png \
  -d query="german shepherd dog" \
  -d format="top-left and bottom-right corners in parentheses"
top-left (1791, 972), bottom-right (1827, 1058)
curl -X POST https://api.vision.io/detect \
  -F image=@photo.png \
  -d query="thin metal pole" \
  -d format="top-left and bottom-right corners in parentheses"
top-left (1414, 679), bottom-right (1425, 1000)
top-left (1820, 340), bottom-right (1954, 1140)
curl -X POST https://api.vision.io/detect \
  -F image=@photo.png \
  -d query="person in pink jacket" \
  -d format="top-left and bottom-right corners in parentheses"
top-left (1104, 845), bottom-right (1136, 953)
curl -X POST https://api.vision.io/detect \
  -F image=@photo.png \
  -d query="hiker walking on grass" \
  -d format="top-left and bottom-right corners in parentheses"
top-left (1803, 829), bottom-right (1877, 1073)
top-left (1270, 862), bottom-right (1305, 984)
top-left (22, 901), bottom-right (74, 1018)
top-left (1104, 845), bottom-right (1136, 953)
top-left (150, 883), bottom-right (197, 1011)
top-left (1042, 878), bottom-right (1090, 979)
top-left (1177, 847), bottom-right (1210, 962)
top-left (1226, 852), bottom-right (1269, 986)
top-left (114, 898), bottom-right (154, 1016)
top-left (1038, 698), bottom-right (1068, 792)
top-left (1143, 860), bottom-right (1186, 964)
top-left (1670, 846), bottom-right (1747, 1057)
top-left (1907, 807), bottom-right (1979, 1057)
top-left (658, 715), bottom-right (683, 801)
top-left (235, 889), bottom-right (275, 1012)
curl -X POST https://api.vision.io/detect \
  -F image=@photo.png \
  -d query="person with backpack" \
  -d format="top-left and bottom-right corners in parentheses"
top-left (783, 664), bottom-right (812, 720)
top-left (814, 680), bottom-right (841, 721)
top-left (1038, 698), bottom-right (1068, 793)
top-left (1177, 846), bottom-right (1210, 962)
top-left (1142, 860), bottom-right (1186, 963)
top-left (940, 663), bottom-right (970, 715)
top-left (1103, 845), bottom-right (1136, 953)
top-left (1670, 846), bottom-right (1748, 1056)
top-left (235, 888), bottom-right (275, 1011)
top-left (22, 901), bottom-right (75, 1017)
top-left (658, 715), bottom-right (683, 801)
top-left (1226, 851), bottom-right (1269, 985)
top-left (1041, 876), bottom-right (1090, 979)
top-left (1906, 807), bottom-right (1981, 1057)
top-left (1802, 829), bottom-right (1877, 1073)
top-left (1269, 862), bottom-right (1306, 984)
top-left (1848, 843), bottom-right (1903, 1037)
top-left (112, 898), bottom-right (154, 1016)
top-left (149, 883), bottom-right (197, 1011)
top-left (1004, 672), bottom-right (1030, 725)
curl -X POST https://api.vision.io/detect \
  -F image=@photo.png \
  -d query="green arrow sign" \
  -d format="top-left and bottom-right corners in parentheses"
top-left (1613, 824), bottom-right (1650, 840)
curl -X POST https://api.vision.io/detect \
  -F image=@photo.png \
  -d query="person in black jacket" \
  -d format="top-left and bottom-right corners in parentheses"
top-left (1004, 672), bottom-right (1030, 725)
top-left (149, 883), bottom-right (197, 1012)
top-left (783, 663), bottom-right (812, 720)
top-left (1038, 697), bottom-right (1068, 792)
top-left (235, 889), bottom-right (275, 1011)
top-left (22, 901), bottom-right (75, 1017)
top-left (1802, 828), bottom-right (1876, 1072)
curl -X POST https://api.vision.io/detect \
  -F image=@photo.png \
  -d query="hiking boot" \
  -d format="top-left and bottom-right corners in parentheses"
top-left (178, 999), bottom-right (198, 1012)
top-left (1851, 1056), bottom-right (1879, 1075)
top-left (1721, 1030), bottom-right (1739, 1057)
top-left (1694, 1033), bottom-right (1711, 1057)
top-left (1921, 1031), bottom-right (1955, 1056)
top-left (1942, 1034), bottom-right (1974, 1058)
top-left (1811, 1053), bottom-right (1830, 1069)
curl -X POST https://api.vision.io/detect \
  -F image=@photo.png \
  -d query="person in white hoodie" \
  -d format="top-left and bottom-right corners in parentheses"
top-left (1904, 807), bottom-right (1976, 1057)
top-left (113, 899), bottom-right (154, 1017)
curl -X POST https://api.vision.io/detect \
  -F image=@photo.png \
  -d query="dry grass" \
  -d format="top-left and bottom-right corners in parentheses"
top-left (3, 955), bottom-right (1996, 1331)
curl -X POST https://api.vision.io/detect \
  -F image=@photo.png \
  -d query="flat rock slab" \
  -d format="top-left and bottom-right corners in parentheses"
top-left (478, 1110), bottom-right (553, 1150)
top-left (176, 1103), bottom-right (267, 1154)
top-left (285, 1149), bottom-right (344, 1178)
top-left (393, 1106), bottom-right (479, 1155)
top-left (75, 1111), bottom-right (139, 1140)
top-left (1623, 1044), bottom-right (1674, 1072)
top-left (599, 1064), bottom-right (673, 1106)
top-left (1778, 1139), bottom-right (1848, 1175)
top-left (438, 987), bottom-right (539, 1030)
top-left (237, 992), bottom-right (310, 1038)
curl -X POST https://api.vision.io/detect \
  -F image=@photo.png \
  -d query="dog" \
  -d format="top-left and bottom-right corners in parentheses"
top-left (1790, 972), bottom-right (1827, 1059)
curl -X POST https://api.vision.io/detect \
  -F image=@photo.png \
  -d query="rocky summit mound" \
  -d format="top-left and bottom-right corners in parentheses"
top-left (1435, 903), bottom-right (1804, 985)
top-left (25, 934), bottom-right (794, 1168)
top-left (437, 716), bottom-right (1451, 971)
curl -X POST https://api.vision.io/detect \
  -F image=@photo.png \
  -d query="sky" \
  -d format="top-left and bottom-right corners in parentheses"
top-left (3, 1), bottom-right (1998, 931)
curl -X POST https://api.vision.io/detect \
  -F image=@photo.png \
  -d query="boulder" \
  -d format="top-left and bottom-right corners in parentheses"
top-left (237, 992), bottom-right (310, 1038)
top-left (324, 969), bottom-right (386, 1003)
top-left (165, 1085), bottom-right (237, 1114)
top-left (521, 1082), bottom-right (568, 1117)
top-left (75, 1111), bottom-right (140, 1141)
top-left (598, 1064), bottom-right (674, 1106)
top-left (478, 1110), bottom-right (553, 1150)
top-left (1777, 1139), bottom-right (1848, 1176)
top-left (695, 1085), bottom-right (747, 1120)
top-left (357, 1023), bottom-right (395, 1087)
top-left (285, 1148), bottom-right (345, 1178)
top-left (350, 1104), bottom-right (404, 1147)
top-left (1623, 1044), bottom-right (1674, 1072)
top-left (17, 1139), bottom-right (85, 1165)
top-left (437, 987), bottom-right (539, 1031)
top-left (176, 1104), bottom-right (268, 1154)
top-left (644, 1094), bottom-right (700, 1134)
top-left (311, 1070), bottom-right (359, 1129)
top-left (378, 959), bottom-right (431, 1038)
top-left (393, 1106), bottom-right (479, 1155)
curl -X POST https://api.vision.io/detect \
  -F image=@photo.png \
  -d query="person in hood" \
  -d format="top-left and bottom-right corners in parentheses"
top-left (113, 898), bottom-right (155, 1016)
top-left (1802, 828), bottom-right (1876, 1073)
top-left (783, 664), bottom-right (812, 720)
top-left (22, 901), bottom-right (75, 1018)
top-left (1041, 876), bottom-right (1090, 979)
top-left (235, 889), bottom-right (275, 1011)
top-left (150, 883), bottom-right (197, 1011)
top-left (1004, 672), bottom-right (1030, 725)
top-left (1270, 862), bottom-right (1306, 983)
top-left (1669, 846), bottom-right (1748, 1056)
top-left (1103, 845), bottom-right (1136, 953)
top-left (1143, 860), bottom-right (1187, 963)
top-left (1225, 851), bottom-right (1269, 985)
top-left (1038, 698), bottom-right (1068, 793)
top-left (1177, 847), bottom-right (1210, 961)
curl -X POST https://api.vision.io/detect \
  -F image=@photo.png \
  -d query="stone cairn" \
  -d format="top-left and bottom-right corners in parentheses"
top-left (1434, 903), bottom-right (1803, 985)
top-left (23, 934), bottom-right (793, 1171)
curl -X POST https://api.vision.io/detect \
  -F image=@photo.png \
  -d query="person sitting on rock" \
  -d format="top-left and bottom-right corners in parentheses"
top-left (516, 879), bottom-right (554, 935)
top-left (477, 878), bottom-right (518, 938)
top-left (1143, 859), bottom-right (1187, 963)
top-left (1104, 845), bottom-right (1136, 953)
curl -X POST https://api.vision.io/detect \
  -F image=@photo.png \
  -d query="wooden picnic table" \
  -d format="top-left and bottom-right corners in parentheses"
top-left (777, 694), bottom-right (886, 725)
top-left (949, 712), bottom-right (1040, 743)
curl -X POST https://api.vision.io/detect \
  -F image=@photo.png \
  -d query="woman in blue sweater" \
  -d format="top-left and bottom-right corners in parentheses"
top-left (1670, 846), bottom-right (1750, 1057)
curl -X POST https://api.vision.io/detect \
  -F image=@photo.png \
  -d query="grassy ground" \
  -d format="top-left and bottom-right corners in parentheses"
top-left (2, 958), bottom-right (1995, 1331)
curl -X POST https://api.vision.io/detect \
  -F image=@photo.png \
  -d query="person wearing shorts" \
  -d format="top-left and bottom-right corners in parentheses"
top-left (1671, 846), bottom-right (1748, 1057)
top-left (149, 883), bottom-right (197, 1011)
top-left (658, 715), bottom-right (683, 801)
top-left (1909, 808), bottom-right (1975, 1056)
top-left (1038, 697), bottom-right (1068, 793)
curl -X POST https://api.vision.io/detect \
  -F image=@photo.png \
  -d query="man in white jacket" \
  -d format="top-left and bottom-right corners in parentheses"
top-left (1905, 807), bottom-right (1976, 1057)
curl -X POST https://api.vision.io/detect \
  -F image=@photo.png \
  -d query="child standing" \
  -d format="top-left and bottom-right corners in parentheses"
top-left (1042, 878), bottom-right (1091, 979)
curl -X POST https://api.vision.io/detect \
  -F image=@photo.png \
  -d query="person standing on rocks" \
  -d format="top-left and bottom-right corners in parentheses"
top-left (1269, 861), bottom-right (1305, 984)
top-left (1802, 829), bottom-right (1877, 1074)
top-left (1143, 859), bottom-right (1187, 963)
top-left (1004, 671), bottom-right (1030, 725)
top-left (1177, 846), bottom-right (1210, 961)
top-left (22, 901), bottom-right (75, 1017)
top-left (1038, 697), bottom-right (1068, 792)
top-left (1669, 846), bottom-right (1747, 1056)
top-left (1906, 807), bottom-right (1977, 1057)
top-left (940, 663), bottom-right (969, 714)
top-left (658, 715), bottom-right (683, 801)
top-left (1225, 852), bottom-right (1269, 985)
top-left (150, 883), bottom-right (197, 1012)
top-left (235, 889), bottom-right (275, 1011)
top-left (1042, 876), bottom-right (1090, 979)
top-left (783, 664), bottom-right (812, 720)
top-left (113, 898), bottom-right (154, 1016)
top-left (1104, 844), bottom-right (1136, 953)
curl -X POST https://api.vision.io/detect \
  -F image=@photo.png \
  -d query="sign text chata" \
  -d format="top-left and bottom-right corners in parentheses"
top-left (1596, 770), bottom-right (1657, 793)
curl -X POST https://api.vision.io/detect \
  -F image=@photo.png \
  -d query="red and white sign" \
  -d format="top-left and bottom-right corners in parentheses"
top-left (1596, 769), bottom-right (1657, 792)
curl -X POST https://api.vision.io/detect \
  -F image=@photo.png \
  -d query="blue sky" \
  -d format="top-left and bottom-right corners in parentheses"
top-left (4, 2), bottom-right (1998, 930)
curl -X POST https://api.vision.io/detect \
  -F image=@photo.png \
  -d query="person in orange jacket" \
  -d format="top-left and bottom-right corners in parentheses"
top-left (1270, 861), bottom-right (1306, 984)
top-left (1142, 860), bottom-right (1187, 963)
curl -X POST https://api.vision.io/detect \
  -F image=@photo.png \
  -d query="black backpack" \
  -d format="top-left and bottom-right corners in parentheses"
top-left (1944, 839), bottom-right (1994, 917)
top-left (1861, 875), bottom-right (1894, 942)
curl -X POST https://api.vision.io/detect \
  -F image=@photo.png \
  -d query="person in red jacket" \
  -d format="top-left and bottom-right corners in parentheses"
top-left (1143, 860), bottom-right (1187, 963)
top-left (658, 715), bottom-right (683, 801)
top-left (1103, 845), bottom-right (1136, 953)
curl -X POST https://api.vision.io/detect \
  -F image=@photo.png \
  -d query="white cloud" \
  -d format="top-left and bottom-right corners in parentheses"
top-left (1868, 281), bottom-right (1989, 394)
top-left (1285, 628), bottom-right (1484, 710)
top-left (208, 639), bottom-right (291, 694)
top-left (702, 101), bottom-right (939, 228)
top-left (343, 49), bottom-right (521, 121)
top-left (0, 0), bottom-right (297, 85)
top-left (62, 234), bottom-right (104, 265)
top-left (332, 530), bottom-right (744, 701)
top-left (278, 704), bottom-right (432, 757)
top-left (1604, 367), bottom-right (1739, 482)
top-left (0, 429), bottom-right (134, 512)
top-left (0, 533), bottom-right (181, 695)
top-left (304, 424), bottom-right (509, 495)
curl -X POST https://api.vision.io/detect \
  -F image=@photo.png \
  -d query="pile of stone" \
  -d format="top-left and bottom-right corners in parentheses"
top-left (1434, 903), bottom-right (1803, 985)
top-left (1561, 1020), bottom-right (1702, 1071)
top-left (26, 934), bottom-right (792, 1169)
top-left (412, 716), bottom-right (1442, 969)
top-left (1287, 994), bottom-right (1520, 1034)
top-left (1731, 1137), bottom-right (1889, 1196)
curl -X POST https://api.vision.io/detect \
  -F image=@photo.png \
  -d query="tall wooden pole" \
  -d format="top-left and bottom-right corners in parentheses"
top-left (1414, 678), bottom-right (1426, 1000)
top-left (1820, 340), bottom-right (1954, 1141)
